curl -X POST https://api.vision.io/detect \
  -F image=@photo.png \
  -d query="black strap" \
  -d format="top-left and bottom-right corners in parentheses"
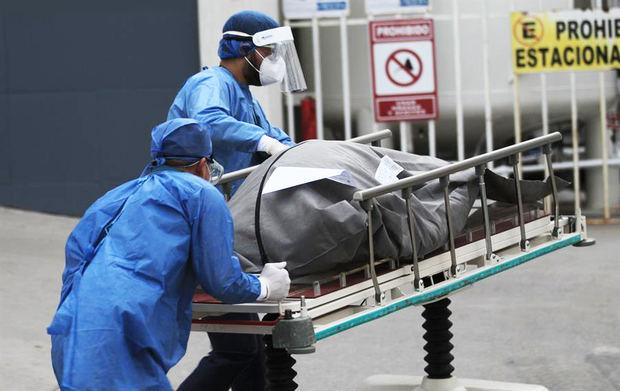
top-left (254, 142), bottom-right (306, 265)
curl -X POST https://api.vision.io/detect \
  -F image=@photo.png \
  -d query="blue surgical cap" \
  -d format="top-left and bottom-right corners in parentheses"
top-left (150, 118), bottom-right (212, 163)
top-left (218, 10), bottom-right (280, 59)
top-left (141, 119), bottom-right (212, 176)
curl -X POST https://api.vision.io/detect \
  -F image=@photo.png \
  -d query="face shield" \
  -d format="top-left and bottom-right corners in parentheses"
top-left (177, 157), bottom-right (224, 185)
top-left (207, 157), bottom-right (224, 185)
top-left (224, 26), bottom-right (307, 93)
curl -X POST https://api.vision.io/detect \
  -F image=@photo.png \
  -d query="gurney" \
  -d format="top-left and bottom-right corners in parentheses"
top-left (191, 131), bottom-right (592, 391)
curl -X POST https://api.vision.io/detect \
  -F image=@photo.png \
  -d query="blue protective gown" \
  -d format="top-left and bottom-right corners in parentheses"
top-left (167, 66), bottom-right (294, 195)
top-left (47, 167), bottom-right (261, 391)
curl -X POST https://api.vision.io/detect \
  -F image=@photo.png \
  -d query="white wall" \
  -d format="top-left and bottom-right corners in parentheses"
top-left (196, 0), bottom-right (284, 130)
top-left (295, 0), bottom-right (616, 155)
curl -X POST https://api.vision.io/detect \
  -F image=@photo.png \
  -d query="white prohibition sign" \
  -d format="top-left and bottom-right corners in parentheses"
top-left (386, 49), bottom-right (423, 87)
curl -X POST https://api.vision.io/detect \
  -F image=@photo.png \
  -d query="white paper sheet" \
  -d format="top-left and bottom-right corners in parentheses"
top-left (262, 166), bottom-right (356, 194)
top-left (374, 155), bottom-right (405, 185)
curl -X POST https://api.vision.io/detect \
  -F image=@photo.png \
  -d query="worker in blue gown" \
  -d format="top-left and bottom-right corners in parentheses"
top-left (47, 118), bottom-right (291, 391)
top-left (167, 10), bottom-right (307, 391)
top-left (167, 10), bottom-right (307, 196)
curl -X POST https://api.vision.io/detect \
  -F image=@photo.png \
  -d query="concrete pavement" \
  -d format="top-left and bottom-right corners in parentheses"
top-left (1, 206), bottom-right (618, 390)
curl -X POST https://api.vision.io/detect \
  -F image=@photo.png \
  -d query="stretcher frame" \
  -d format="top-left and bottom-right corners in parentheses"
top-left (191, 131), bottom-right (587, 391)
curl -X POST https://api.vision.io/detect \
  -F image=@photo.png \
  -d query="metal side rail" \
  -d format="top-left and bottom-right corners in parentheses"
top-left (219, 129), bottom-right (392, 185)
top-left (313, 228), bottom-right (581, 341)
top-left (190, 214), bottom-right (580, 336)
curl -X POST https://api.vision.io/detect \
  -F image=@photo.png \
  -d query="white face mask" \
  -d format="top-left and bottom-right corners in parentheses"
top-left (245, 50), bottom-right (286, 86)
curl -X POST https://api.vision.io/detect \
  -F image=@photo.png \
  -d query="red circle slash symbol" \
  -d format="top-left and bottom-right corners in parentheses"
top-left (385, 49), bottom-right (423, 87)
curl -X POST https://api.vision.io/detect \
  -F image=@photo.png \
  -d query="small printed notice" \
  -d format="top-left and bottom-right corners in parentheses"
top-left (369, 18), bottom-right (438, 122)
top-left (374, 155), bottom-right (405, 185)
top-left (283, 0), bottom-right (349, 20)
top-left (263, 166), bottom-right (356, 194)
top-left (365, 0), bottom-right (429, 16)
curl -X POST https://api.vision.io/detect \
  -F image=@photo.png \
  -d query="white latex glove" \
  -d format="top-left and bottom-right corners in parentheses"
top-left (258, 262), bottom-right (291, 301)
top-left (268, 141), bottom-right (289, 155)
top-left (257, 135), bottom-right (289, 156)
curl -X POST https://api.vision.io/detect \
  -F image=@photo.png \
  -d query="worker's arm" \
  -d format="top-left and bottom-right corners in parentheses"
top-left (190, 185), bottom-right (262, 303)
top-left (252, 100), bottom-right (295, 147)
top-left (184, 77), bottom-right (271, 153)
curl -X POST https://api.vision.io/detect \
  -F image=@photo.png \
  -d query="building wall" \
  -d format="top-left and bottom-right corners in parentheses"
top-left (0, 0), bottom-right (200, 216)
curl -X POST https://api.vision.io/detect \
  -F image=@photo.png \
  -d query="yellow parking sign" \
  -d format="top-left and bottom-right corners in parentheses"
top-left (511, 9), bottom-right (620, 73)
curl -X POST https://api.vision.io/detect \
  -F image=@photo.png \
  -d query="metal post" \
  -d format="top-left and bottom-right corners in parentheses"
top-left (339, 272), bottom-right (346, 288)
top-left (441, 176), bottom-right (458, 277)
top-left (599, 62), bottom-right (611, 222)
top-left (313, 281), bottom-right (321, 296)
top-left (403, 187), bottom-right (422, 290)
top-left (400, 121), bottom-right (409, 152)
top-left (596, 0), bottom-right (610, 221)
top-left (541, 72), bottom-right (550, 212)
top-left (452, 0), bottom-right (465, 161)
top-left (510, 0), bottom-right (522, 178)
top-left (509, 155), bottom-right (529, 252)
top-left (538, 1), bottom-right (550, 213)
top-left (570, 72), bottom-right (582, 233)
top-left (428, 120), bottom-right (436, 157)
top-left (512, 74), bottom-right (523, 178)
top-left (538, 0), bottom-right (549, 142)
top-left (366, 14), bottom-right (378, 135)
top-left (348, 128), bottom-right (392, 144)
top-left (361, 200), bottom-right (382, 304)
top-left (543, 144), bottom-right (560, 238)
top-left (352, 133), bottom-right (563, 202)
top-left (476, 165), bottom-right (494, 263)
top-left (284, 20), bottom-right (296, 142)
top-left (286, 93), bottom-right (295, 143)
top-left (311, 17), bottom-right (324, 140)
top-left (481, 0), bottom-right (494, 168)
top-left (566, 0), bottom-right (585, 237)
top-left (339, 15), bottom-right (352, 141)
top-left (540, 76), bottom-right (549, 136)
top-left (395, 13), bottom-right (407, 152)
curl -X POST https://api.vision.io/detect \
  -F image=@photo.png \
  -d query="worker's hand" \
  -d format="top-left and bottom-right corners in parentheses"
top-left (258, 262), bottom-right (291, 301)
top-left (258, 135), bottom-right (290, 156)
top-left (267, 141), bottom-right (289, 155)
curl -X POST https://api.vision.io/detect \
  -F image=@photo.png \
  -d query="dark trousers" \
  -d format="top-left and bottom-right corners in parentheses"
top-left (178, 313), bottom-right (265, 391)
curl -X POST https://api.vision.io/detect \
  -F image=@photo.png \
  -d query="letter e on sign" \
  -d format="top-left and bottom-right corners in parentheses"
top-left (514, 15), bottom-right (544, 47)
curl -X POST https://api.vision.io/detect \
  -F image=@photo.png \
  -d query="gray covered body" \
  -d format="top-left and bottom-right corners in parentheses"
top-left (230, 140), bottom-right (478, 278)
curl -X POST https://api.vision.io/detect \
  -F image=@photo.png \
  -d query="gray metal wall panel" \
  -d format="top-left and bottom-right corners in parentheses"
top-left (0, 8), bottom-right (7, 94)
top-left (0, 93), bottom-right (9, 185)
top-left (8, 92), bottom-right (98, 183)
top-left (5, 2), bottom-right (100, 92)
top-left (0, 0), bottom-right (199, 216)
top-left (94, 89), bottom-right (172, 182)
top-left (0, 5), bottom-right (9, 185)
